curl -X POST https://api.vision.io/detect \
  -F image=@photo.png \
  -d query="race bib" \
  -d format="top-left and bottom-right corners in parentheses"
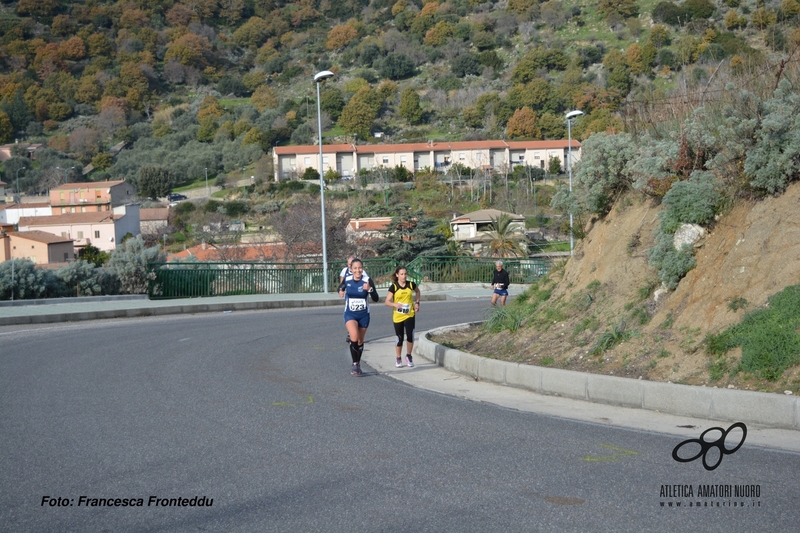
top-left (397, 304), bottom-right (411, 314)
top-left (496, 284), bottom-right (504, 289)
top-left (348, 298), bottom-right (367, 312)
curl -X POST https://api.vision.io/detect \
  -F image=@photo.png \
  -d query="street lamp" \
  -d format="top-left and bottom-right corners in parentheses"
top-left (56, 166), bottom-right (75, 184)
top-left (314, 69), bottom-right (335, 293)
top-left (15, 166), bottom-right (25, 196)
top-left (204, 167), bottom-right (209, 197)
top-left (565, 110), bottom-right (584, 256)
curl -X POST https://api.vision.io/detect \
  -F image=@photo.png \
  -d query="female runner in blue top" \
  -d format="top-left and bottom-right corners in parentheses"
top-left (338, 258), bottom-right (378, 376)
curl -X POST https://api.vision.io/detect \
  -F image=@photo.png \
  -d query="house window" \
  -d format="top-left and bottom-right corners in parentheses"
top-left (400, 156), bottom-right (407, 163)
top-left (61, 232), bottom-right (68, 238)
top-left (519, 155), bottom-right (525, 161)
top-left (322, 157), bottom-right (328, 164)
top-left (77, 231), bottom-right (83, 239)
top-left (64, 252), bottom-right (69, 261)
top-left (304, 157), bottom-right (311, 165)
top-left (459, 153), bottom-right (465, 160)
top-left (62, 208), bottom-right (67, 214)
top-left (70, 207), bottom-right (75, 213)
top-left (94, 231), bottom-right (100, 239)
top-left (382, 157), bottom-right (389, 164)
top-left (534, 152), bottom-right (541, 159)
top-left (81, 206), bottom-right (86, 212)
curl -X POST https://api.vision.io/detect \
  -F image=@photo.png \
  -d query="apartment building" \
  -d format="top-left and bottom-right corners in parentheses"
top-left (49, 180), bottom-right (137, 214)
top-left (273, 139), bottom-right (581, 181)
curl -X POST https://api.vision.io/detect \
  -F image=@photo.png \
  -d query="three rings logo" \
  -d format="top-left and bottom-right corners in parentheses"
top-left (672, 422), bottom-right (747, 471)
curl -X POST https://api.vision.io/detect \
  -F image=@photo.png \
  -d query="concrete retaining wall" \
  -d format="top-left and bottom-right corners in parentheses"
top-left (417, 324), bottom-right (800, 430)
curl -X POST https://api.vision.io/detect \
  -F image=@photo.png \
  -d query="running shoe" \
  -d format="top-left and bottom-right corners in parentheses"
top-left (395, 357), bottom-right (403, 368)
top-left (354, 363), bottom-right (363, 376)
top-left (406, 355), bottom-right (414, 367)
top-left (351, 363), bottom-right (358, 375)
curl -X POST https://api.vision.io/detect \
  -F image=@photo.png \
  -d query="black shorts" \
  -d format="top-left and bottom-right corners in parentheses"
top-left (393, 317), bottom-right (415, 346)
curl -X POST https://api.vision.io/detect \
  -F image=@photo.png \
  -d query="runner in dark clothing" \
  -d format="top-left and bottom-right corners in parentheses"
top-left (491, 260), bottom-right (510, 306)
top-left (338, 258), bottom-right (379, 376)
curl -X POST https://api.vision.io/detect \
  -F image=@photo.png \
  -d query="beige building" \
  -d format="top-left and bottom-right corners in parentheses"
top-left (450, 209), bottom-right (527, 255)
top-left (273, 139), bottom-right (581, 181)
top-left (1, 230), bottom-right (75, 264)
top-left (140, 208), bottom-right (170, 235)
top-left (17, 204), bottom-right (140, 253)
top-left (49, 180), bottom-right (137, 214)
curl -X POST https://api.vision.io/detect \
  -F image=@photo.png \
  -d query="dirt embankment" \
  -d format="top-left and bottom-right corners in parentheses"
top-left (436, 182), bottom-right (800, 394)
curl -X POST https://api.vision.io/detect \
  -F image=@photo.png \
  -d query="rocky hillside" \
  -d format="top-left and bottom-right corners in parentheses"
top-left (436, 181), bottom-right (800, 395)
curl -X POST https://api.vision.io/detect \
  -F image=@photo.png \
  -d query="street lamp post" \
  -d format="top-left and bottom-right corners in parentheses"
top-left (565, 110), bottom-right (584, 256)
top-left (204, 167), bottom-right (209, 197)
top-left (15, 166), bottom-right (25, 196)
top-left (314, 69), bottom-right (335, 293)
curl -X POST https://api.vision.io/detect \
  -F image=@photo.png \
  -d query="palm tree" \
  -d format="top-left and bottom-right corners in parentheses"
top-left (482, 214), bottom-right (527, 258)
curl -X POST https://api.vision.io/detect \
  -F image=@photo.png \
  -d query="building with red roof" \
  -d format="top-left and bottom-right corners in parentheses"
top-left (272, 139), bottom-right (581, 181)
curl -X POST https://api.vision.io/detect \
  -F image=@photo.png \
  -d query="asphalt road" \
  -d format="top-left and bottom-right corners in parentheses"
top-left (1, 301), bottom-right (798, 532)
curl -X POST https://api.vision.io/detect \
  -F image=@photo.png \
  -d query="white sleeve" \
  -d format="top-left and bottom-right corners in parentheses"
top-left (362, 271), bottom-right (370, 282)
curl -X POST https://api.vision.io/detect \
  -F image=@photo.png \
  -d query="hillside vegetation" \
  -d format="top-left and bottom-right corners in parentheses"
top-left (2, 0), bottom-right (799, 196)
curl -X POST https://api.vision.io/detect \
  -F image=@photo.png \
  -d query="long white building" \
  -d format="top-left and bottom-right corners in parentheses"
top-left (272, 139), bottom-right (581, 181)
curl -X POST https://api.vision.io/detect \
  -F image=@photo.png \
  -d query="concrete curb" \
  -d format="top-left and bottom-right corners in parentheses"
top-left (417, 324), bottom-right (800, 431)
top-left (0, 294), bottom-right (449, 326)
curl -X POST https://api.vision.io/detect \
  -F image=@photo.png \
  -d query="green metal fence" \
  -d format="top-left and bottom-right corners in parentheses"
top-left (405, 256), bottom-right (550, 285)
top-left (147, 256), bottom-right (551, 299)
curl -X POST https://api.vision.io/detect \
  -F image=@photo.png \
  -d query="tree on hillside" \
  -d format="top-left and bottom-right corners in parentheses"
top-left (374, 212), bottom-right (448, 263)
top-left (271, 197), bottom-right (349, 261)
top-left (506, 107), bottom-right (541, 139)
top-left (138, 166), bottom-right (177, 198)
top-left (378, 52), bottom-right (415, 80)
top-left (399, 87), bottom-right (423, 124)
top-left (482, 214), bottom-right (527, 258)
top-left (338, 87), bottom-right (381, 139)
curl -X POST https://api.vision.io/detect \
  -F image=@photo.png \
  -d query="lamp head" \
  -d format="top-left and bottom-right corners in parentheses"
top-left (314, 70), bottom-right (335, 83)
top-left (566, 110), bottom-right (584, 121)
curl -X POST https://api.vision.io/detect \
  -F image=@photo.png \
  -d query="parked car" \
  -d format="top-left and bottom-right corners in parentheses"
top-left (167, 193), bottom-right (188, 202)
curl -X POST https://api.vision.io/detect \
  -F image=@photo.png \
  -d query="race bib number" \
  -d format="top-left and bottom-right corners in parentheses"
top-left (398, 304), bottom-right (411, 314)
top-left (348, 298), bottom-right (367, 312)
top-left (496, 284), bottom-right (504, 289)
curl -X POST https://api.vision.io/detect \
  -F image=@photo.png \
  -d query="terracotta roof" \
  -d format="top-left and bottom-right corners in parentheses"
top-left (347, 218), bottom-right (393, 232)
top-left (451, 209), bottom-right (525, 223)
top-left (10, 230), bottom-right (74, 244)
top-left (0, 202), bottom-right (51, 211)
top-left (274, 139), bottom-right (580, 156)
top-left (0, 180), bottom-right (7, 186)
top-left (50, 180), bottom-right (127, 191)
top-left (19, 212), bottom-right (115, 226)
top-left (169, 242), bottom-right (317, 262)
top-left (140, 208), bottom-right (170, 221)
top-left (274, 144), bottom-right (354, 155)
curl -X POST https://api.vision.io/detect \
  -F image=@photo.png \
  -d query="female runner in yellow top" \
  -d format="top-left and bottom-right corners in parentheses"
top-left (384, 266), bottom-right (421, 367)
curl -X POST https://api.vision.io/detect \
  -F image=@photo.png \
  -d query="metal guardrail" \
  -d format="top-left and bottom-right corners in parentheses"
top-left (147, 256), bottom-right (552, 299)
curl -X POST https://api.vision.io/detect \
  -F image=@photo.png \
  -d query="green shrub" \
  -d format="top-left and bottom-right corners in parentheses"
top-left (659, 171), bottom-right (721, 234)
top-left (591, 320), bottom-right (632, 355)
top-left (648, 235), bottom-right (697, 290)
top-left (705, 285), bottom-right (800, 381)
top-left (744, 80), bottom-right (800, 194)
top-left (483, 306), bottom-right (526, 333)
